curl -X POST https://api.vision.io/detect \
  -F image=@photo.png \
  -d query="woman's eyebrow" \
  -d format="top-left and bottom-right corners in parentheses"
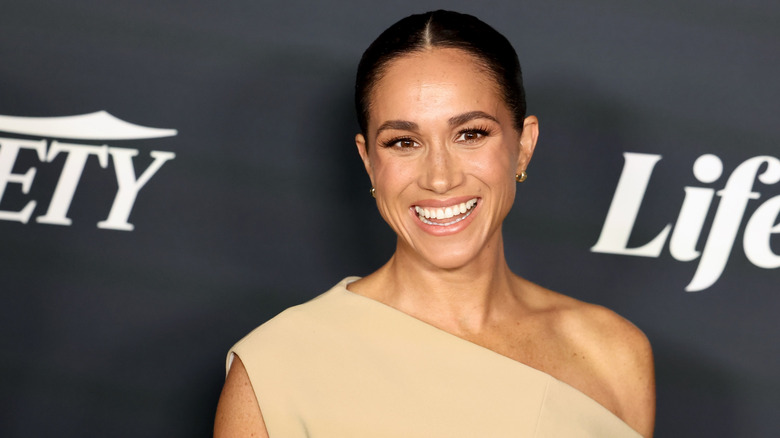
top-left (376, 120), bottom-right (419, 135)
top-left (448, 111), bottom-right (499, 127)
top-left (376, 111), bottom-right (498, 135)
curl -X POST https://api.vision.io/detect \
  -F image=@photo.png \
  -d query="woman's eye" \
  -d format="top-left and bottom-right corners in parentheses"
top-left (456, 129), bottom-right (489, 143)
top-left (383, 138), bottom-right (418, 148)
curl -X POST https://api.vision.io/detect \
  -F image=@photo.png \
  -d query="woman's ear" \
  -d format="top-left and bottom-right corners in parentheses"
top-left (516, 115), bottom-right (539, 173)
top-left (355, 133), bottom-right (374, 185)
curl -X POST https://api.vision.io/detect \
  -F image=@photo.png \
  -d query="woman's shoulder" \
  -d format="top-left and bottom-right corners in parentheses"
top-left (515, 278), bottom-right (655, 436)
top-left (517, 278), bottom-right (651, 365)
top-left (547, 289), bottom-right (652, 360)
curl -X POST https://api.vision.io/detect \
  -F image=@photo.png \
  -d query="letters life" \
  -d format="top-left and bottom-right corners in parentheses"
top-left (592, 152), bottom-right (780, 291)
top-left (0, 136), bottom-right (175, 231)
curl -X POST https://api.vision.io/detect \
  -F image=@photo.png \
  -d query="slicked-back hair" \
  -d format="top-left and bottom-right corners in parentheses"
top-left (355, 10), bottom-right (527, 139)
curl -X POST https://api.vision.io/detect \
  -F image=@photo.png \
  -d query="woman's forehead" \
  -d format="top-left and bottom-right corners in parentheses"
top-left (368, 48), bottom-right (505, 127)
top-left (377, 48), bottom-right (496, 92)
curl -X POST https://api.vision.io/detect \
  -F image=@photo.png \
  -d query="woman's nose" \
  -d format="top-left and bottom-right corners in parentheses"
top-left (419, 143), bottom-right (464, 194)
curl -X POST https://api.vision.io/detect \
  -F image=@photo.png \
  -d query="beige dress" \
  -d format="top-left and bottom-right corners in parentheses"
top-left (228, 277), bottom-right (642, 437)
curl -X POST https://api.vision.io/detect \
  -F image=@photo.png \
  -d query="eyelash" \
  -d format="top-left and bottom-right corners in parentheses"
top-left (456, 125), bottom-right (493, 142)
top-left (379, 125), bottom-right (494, 149)
top-left (380, 136), bottom-right (418, 149)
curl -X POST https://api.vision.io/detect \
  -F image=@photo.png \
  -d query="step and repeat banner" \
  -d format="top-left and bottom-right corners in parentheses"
top-left (1, 1), bottom-right (777, 436)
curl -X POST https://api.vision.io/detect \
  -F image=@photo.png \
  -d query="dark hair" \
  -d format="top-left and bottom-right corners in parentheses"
top-left (355, 10), bottom-right (527, 138)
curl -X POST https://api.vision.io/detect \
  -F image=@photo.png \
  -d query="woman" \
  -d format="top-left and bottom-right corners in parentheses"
top-left (215, 10), bottom-right (654, 437)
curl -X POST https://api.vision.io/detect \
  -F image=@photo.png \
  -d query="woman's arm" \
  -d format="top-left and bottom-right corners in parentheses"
top-left (214, 355), bottom-right (269, 438)
top-left (560, 301), bottom-right (656, 437)
top-left (587, 305), bottom-right (656, 437)
top-left (617, 324), bottom-right (655, 437)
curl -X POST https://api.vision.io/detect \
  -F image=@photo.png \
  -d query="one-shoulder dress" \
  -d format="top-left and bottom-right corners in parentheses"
top-left (228, 277), bottom-right (642, 437)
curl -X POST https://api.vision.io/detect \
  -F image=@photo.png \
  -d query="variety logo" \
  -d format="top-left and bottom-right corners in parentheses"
top-left (592, 152), bottom-right (780, 291)
top-left (0, 111), bottom-right (176, 231)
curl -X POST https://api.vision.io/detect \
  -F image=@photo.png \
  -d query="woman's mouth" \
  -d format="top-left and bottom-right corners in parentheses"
top-left (413, 198), bottom-right (478, 226)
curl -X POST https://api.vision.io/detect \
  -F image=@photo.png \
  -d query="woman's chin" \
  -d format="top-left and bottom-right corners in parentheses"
top-left (392, 223), bottom-right (502, 272)
top-left (411, 244), bottom-right (488, 272)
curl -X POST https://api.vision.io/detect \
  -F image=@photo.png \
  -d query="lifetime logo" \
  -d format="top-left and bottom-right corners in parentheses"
top-left (0, 111), bottom-right (176, 231)
top-left (592, 152), bottom-right (780, 292)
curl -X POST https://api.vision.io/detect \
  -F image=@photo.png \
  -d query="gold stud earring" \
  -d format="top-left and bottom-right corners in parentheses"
top-left (515, 171), bottom-right (528, 183)
top-left (370, 187), bottom-right (376, 198)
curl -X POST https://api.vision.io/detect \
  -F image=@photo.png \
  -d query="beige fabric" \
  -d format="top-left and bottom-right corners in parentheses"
top-left (229, 277), bottom-right (642, 437)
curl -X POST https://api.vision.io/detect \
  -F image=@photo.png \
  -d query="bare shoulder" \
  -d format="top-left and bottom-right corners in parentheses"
top-left (214, 355), bottom-right (269, 438)
top-left (517, 279), bottom-right (656, 437)
top-left (574, 301), bottom-right (655, 436)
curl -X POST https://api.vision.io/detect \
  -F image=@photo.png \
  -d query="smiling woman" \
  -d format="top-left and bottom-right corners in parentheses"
top-left (355, 47), bottom-right (533, 264)
top-left (215, 10), bottom-right (655, 438)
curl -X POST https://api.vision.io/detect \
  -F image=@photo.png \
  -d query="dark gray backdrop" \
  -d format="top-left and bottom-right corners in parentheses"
top-left (0, 1), bottom-right (777, 436)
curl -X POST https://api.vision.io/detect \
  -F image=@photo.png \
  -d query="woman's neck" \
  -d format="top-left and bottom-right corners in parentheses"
top-left (364, 237), bottom-right (520, 334)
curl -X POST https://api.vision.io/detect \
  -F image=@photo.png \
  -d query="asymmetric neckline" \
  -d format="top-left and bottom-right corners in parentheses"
top-left (334, 276), bottom-right (637, 433)
top-left (230, 277), bottom-right (643, 437)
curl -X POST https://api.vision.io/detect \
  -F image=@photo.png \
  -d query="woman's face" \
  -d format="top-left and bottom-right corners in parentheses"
top-left (356, 48), bottom-right (538, 270)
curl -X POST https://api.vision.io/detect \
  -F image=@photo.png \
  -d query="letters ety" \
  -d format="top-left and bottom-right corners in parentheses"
top-left (0, 136), bottom-right (175, 231)
top-left (592, 152), bottom-right (780, 292)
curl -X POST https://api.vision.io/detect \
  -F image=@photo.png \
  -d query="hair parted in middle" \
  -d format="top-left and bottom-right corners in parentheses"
top-left (354, 10), bottom-right (527, 138)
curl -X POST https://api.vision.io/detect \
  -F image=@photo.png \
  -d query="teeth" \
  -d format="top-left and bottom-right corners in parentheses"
top-left (414, 198), bottom-right (478, 226)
